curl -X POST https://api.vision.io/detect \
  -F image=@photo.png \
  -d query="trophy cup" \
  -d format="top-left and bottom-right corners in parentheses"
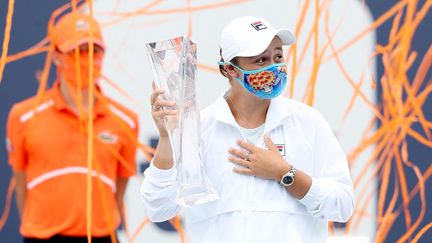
top-left (146, 36), bottom-right (219, 207)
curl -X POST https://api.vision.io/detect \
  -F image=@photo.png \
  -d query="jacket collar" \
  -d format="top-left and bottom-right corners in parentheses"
top-left (264, 95), bottom-right (293, 133)
top-left (212, 91), bottom-right (293, 132)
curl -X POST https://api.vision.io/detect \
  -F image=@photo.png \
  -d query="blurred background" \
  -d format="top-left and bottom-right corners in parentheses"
top-left (0, 0), bottom-right (431, 242)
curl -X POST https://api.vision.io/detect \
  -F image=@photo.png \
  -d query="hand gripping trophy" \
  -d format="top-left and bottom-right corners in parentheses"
top-left (146, 36), bottom-right (218, 207)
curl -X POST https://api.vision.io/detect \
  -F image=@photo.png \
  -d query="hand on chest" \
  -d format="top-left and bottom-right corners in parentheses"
top-left (203, 125), bottom-right (314, 181)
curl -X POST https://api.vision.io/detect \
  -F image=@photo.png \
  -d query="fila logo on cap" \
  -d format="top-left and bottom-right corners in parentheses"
top-left (251, 21), bottom-right (267, 31)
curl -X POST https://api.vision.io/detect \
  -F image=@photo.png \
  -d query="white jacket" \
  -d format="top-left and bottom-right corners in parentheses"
top-left (141, 95), bottom-right (355, 243)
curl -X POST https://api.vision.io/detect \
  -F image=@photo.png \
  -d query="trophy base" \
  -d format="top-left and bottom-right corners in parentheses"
top-left (176, 184), bottom-right (219, 207)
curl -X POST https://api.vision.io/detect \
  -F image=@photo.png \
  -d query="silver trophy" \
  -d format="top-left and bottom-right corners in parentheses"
top-left (146, 36), bottom-right (218, 207)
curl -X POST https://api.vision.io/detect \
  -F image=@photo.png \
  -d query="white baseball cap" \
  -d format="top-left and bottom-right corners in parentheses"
top-left (220, 16), bottom-right (295, 62)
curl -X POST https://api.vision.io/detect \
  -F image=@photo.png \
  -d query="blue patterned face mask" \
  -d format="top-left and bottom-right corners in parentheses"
top-left (221, 62), bottom-right (288, 99)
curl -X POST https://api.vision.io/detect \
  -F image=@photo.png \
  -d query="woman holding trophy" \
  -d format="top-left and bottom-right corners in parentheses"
top-left (141, 16), bottom-right (354, 243)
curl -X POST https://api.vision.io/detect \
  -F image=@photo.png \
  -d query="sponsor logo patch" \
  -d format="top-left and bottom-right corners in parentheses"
top-left (5, 137), bottom-right (14, 152)
top-left (76, 20), bottom-right (90, 31)
top-left (251, 21), bottom-right (267, 31)
top-left (275, 144), bottom-right (285, 156)
top-left (98, 131), bottom-right (118, 144)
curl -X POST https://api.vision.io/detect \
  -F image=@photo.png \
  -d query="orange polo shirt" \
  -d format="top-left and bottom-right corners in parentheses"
top-left (6, 83), bottom-right (138, 238)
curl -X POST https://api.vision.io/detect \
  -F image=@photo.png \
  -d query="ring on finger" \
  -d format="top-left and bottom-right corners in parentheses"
top-left (152, 104), bottom-right (161, 111)
top-left (244, 152), bottom-right (250, 161)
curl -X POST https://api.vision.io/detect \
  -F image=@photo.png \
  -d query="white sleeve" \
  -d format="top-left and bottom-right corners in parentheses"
top-left (298, 111), bottom-right (355, 222)
top-left (140, 162), bottom-right (181, 222)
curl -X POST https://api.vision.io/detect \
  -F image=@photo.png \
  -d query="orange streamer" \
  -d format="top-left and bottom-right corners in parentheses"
top-left (0, 0), bottom-right (15, 83)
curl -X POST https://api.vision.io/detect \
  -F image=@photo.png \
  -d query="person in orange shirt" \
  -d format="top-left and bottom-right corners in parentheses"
top-left (6, 12), bottom-right (138, 243)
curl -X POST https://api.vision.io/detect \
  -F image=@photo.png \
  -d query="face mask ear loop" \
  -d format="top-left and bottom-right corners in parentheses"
top-left (227, 62), bottom-right (246, 84)
top-left (218, 61), bottom-right (244, 80)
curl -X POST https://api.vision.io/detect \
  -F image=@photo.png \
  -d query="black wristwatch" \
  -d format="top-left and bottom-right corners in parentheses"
top-left (280, 166), bottom-right (296, 187)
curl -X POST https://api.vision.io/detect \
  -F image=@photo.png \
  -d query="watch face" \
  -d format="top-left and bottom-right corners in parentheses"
top-left (283, 175), bottom-right (293, 185)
